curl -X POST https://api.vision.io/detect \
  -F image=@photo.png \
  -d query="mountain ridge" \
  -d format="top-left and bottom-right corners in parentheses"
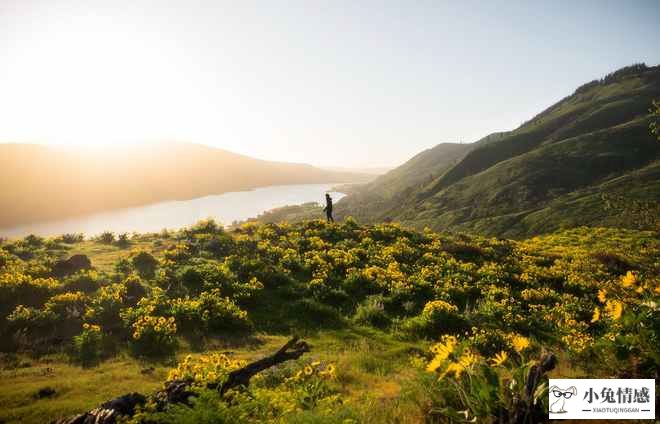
top-left (336, 63), bottom-right (660, 237)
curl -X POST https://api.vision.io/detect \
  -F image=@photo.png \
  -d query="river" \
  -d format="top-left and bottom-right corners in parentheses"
top-left (0, 183), bottom-right (346, 238)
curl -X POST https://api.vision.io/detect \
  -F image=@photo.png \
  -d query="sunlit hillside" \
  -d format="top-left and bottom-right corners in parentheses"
top-left (337, 64), bottom-right (660, 237)
top-left (0, 142), bottom-right (370, 228)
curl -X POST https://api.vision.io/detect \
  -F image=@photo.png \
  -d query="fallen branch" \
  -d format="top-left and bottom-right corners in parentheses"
top-left (219, 335), bottom-right (309, 395)
top-left (52, 336), bottom-right (310, 424)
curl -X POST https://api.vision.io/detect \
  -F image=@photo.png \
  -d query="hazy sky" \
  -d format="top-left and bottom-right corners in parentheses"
top-left (1, 1), bottom-right (659, 168)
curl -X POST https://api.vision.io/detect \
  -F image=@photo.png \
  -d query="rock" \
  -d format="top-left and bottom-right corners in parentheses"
top-left (35, 386), bottom-right (56, 399)
top-left (51, 254), bottom-right (92, 278)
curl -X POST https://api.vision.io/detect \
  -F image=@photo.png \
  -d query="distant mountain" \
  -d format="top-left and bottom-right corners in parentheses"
top-left (321, 166), bottom-right (394, 175)
top-left (337, 64), bottom-right (660, 237)
top-left (0, 142), bottom-right (370, 228)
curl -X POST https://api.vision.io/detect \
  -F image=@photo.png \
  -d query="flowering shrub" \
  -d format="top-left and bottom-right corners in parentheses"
top-left (73, 323), bottom-right (103, 365)
top-left (84, 283), bottom-right (127, 331)
top-left (0, 273), bottom-right (58, 318)
top-left (169, 289), bottom-right (250, 336)
top-left (128, 315), bottom-right (177, 357)
top-left (137, 355), bottom-right (342, 423)
top-left (6, 304), bottom-right (56, 340)
top-left (167, 352), bottom-right (245, 385)
top-left (400, 299), bottom-right (465, 338)
top-left (44, 290), bottom-right (86, 315)
top-left (416, 334), bottom-right (545, 422)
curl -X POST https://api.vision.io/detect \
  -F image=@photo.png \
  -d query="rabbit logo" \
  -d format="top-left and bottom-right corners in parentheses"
top-left (549, 385), bottom-right (577, 413)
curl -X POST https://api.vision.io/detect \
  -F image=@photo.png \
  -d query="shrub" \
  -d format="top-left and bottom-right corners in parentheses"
top-left (131, 250), bottom-right (158, 279)
top-left (0, 273), bottom-right (58, 318)
top-left (162, 243), bottom-right (190, 263)
top-left (73, 323), bottom-right (103, 366)
top-left (170, 289), bottom-right (251, 337)
top-left (23, 234), bottom-right (45, 248)
top-left (128, 315), bottom-right (177, 357)
top-left (123, 275), bottom-right (147, 306)
top-left (84, 284), bottom-right (126, 332)
top-left (61, 270), bottom-right (101, 293)
top-left (591, 251), bottom-right (634, 275)
top-left (176, 266), bottom-right (205, 295)
top-left (289, 299), bottom-right (345, 329)
top-left (6, 305), bottom-right (56, 337)
top-left (44, 291), bottom-right (87, 320)
top-left (399, 300), bottom-right (465, 338)
top-left (55, 233), bottom-right (84, 244)
top-left (97, 231), bottom-right (115, 244)
top-left (116, 233), bottom-right (131, 248)
top-left (114, 258), bottom-right (132, 278)
top-left (353, 296), bottom-right (390, 328)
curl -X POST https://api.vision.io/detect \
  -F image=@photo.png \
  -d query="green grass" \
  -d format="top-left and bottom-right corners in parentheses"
top-left (0, 353), bottom-right (168, 423)
top-left (0, 328), bottom-right (422, 424)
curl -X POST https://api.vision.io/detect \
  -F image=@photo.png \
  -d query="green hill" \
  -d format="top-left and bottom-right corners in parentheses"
top-left (336, 64), bottom-right (660, 237)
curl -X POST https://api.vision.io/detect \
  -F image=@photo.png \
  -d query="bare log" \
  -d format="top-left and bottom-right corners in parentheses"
top-left (219, 335), bottom-right (310, 395)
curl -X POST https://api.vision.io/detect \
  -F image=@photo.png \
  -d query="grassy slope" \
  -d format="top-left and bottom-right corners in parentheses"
top-left (336, 143), bottom-right (472, 223)
top-left (0, 328), bottom-right (422, 424)
top-left (336, 65), bottom-right (660, 237)
top-left (2, 224), bottom-right (657, 423)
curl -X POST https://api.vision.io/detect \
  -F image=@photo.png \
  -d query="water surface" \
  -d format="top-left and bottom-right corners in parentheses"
top-left (0, 183), bottom-right (345, 238)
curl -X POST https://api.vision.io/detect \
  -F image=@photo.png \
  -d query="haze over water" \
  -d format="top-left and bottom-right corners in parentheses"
top-left (0, 184), bottom-right (344, 238)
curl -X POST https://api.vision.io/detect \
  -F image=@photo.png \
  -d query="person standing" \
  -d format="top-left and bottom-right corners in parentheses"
top-left (323, 193), bottom-right (334, 222)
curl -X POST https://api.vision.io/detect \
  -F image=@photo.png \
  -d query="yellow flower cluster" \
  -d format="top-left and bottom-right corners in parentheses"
top-left (604, 300), bottom-right (623, 321)
top-left (132, 315), bottom-right (176, 340)
top-left (426, 335), bottom-right (480, 379)
top-left (427, 335), bottom-right (458, 372)
top-left (422, 300), bottom-right (458, 316)
top-left (285, 360), bottom-right (337, 383)
top-left (510, 335), bottom-right (530, 353)
top-left (167, 352), bottom-right (246, 385)
top-left (82, 323), bottom-right (101, 332)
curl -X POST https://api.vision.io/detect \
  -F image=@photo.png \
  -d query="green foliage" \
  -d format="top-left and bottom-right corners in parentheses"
top-left (116, 233), bottom-right (131, 248)
top-left (0, 273), bottom-right (58, 318)
top-left (54, 233), bottom-right (85, 244)
top-left (650, 98), bottom-right (660, 141)
top-left (61, 270), bottom-right (102, 293)
top-left (353, 296), bottom-right (390, 328)
top-left (133, 354), bottom-right (341, 424)
top-left (96, 231), bottom-right (115, 244)
top-left (72, 324), bottom-right (104, 366)
top-left (125, 313), bottom-right (177, 357)
top-left (131, 250), bottom-right (158, 279)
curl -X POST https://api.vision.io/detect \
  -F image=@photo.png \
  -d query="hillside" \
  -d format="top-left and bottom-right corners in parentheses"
top-left (0, 220), bottom-right (657, 422)
top-left (0, 142), bottom-right (369, 228)
top-left (336, 64), bottom-right (660, 237)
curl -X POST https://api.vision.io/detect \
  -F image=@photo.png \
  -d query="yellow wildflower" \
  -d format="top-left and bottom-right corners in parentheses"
top-left (621, 271), bottom-right (636, 288)
top-left (512, 335), bottom-right (530, 353)
top-left (597, 289), bottom-right (607, 303)
top-left (604, 300), bottom-right (623, 320)
top-left (490, 351), bottom-right (508, 366)
top-left (591, 307), bottom-right (600, 323)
